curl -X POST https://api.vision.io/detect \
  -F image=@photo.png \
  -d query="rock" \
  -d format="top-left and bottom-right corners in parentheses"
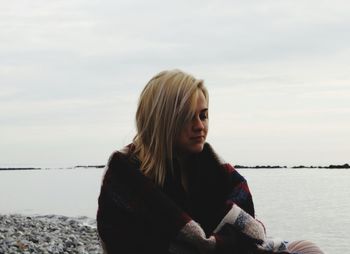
top-left (0, 214), bottom-right (103, 253)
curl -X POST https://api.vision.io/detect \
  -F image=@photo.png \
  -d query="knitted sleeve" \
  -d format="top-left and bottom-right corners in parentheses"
top-left (212, 163), bottom-right (267, 253)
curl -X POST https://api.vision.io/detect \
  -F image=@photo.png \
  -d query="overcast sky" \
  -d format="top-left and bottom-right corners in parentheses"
top-left (1, 0), bottom-right (349, 167)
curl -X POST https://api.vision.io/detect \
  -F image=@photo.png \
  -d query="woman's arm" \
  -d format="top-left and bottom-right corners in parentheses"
top-left (213, 164), bottom-right (290, 254)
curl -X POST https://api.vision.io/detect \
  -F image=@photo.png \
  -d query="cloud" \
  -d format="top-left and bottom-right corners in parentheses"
top-left (1, 0), bottom-right (350, 165)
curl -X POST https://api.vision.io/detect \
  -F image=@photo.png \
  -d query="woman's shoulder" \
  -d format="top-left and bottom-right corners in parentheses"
top-left (103, 144), bottom-right (140, 177)
top-left (200, 143), bottom-right (244, 178)
top-left (107, 143), bottom-right (137, 162)
top-left (200, 143), bottom-right (233, 170)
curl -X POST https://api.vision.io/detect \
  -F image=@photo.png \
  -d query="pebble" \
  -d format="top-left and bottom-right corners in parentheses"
top-left (0, 214), bottom-right (102, 253)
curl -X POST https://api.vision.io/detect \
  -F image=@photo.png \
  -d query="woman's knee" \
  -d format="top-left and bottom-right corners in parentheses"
top-left (287, 240), bottom-right (324, 254)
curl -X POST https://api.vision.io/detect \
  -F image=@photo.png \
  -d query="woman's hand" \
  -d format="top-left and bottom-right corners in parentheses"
top-left (177, 220), bottom-right (216, 253)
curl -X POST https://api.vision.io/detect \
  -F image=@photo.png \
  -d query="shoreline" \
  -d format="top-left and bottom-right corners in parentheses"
top-left (1, 163), bottom-right (349, 171)
top-left (0, 214), bottom-right (102, 253)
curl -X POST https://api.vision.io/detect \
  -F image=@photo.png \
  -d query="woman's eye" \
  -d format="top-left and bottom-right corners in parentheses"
top-left (199, 113), bottom-right (208, 120)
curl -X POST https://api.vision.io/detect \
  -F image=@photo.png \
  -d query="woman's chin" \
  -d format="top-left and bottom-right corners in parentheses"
top-left (188, 143), bottom-right (205, 154)
top-left (175, 141), bottom-right (205, 157)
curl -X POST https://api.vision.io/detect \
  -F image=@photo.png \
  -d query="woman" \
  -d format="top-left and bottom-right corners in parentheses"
top-left (97, 70), bottom-right (324, 254)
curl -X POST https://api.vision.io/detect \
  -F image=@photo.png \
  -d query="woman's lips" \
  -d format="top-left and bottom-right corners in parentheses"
top-left (190, 136), bottom-right (205, 142)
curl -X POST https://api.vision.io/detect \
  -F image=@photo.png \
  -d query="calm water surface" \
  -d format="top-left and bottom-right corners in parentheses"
top-left (1, 168), bottom-right (349, 253)
top-left (240, 168), bottom-right (350, 254)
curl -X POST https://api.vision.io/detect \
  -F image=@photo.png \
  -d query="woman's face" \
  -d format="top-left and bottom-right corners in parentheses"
top-left (175, 90), bottom-right (209, 156)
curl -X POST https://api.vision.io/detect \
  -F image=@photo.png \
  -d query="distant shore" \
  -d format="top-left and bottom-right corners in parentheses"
top-left (235, 163), bottom-right (350, 169)
top-left (0, 214), bottom-right (102, 254)
top-left (1, 163), bottom-right (349, 171)
top-left (0, 165), bottom-right (105, 171)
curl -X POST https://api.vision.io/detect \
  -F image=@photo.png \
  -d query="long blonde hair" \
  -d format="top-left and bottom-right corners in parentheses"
top-left (133, 69), bottom-right (208, 186)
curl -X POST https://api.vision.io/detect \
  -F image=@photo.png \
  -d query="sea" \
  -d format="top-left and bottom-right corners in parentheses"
top-left (0, 167), bottom-right (349, 253)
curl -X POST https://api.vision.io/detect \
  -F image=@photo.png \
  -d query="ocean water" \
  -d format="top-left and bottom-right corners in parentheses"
top-left (0, 167), bottom-right (105, 218)
top-left (0, 167), bottom-right (349, 253)
top-left (240, 168), bottom-right (350, 254)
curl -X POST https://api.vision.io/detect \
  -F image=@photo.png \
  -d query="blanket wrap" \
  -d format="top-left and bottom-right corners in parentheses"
top-left (97, 143), bottom-right (278, 254)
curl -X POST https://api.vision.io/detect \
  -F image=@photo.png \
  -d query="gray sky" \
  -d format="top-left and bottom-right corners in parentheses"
top-left (1, 0), bottom-right (349, 167)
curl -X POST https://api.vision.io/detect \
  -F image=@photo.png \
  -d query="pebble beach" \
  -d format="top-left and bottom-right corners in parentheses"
top-left (0, 214), bottom-right (102, 254)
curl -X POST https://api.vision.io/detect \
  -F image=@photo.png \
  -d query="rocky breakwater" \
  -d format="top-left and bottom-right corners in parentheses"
top-left (0, 214), bottom-right (102, 254)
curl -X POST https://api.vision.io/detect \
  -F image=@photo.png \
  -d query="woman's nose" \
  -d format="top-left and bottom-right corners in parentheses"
top-left (192, 116), bottom-right (204, 131)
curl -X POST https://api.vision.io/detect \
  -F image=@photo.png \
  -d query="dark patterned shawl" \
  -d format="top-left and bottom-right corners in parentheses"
top-left (97, 143), bottom-right (260, 254)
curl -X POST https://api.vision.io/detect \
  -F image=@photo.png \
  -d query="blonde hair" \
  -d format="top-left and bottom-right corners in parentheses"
top-left (133, 69), bottom-right (208, 186)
